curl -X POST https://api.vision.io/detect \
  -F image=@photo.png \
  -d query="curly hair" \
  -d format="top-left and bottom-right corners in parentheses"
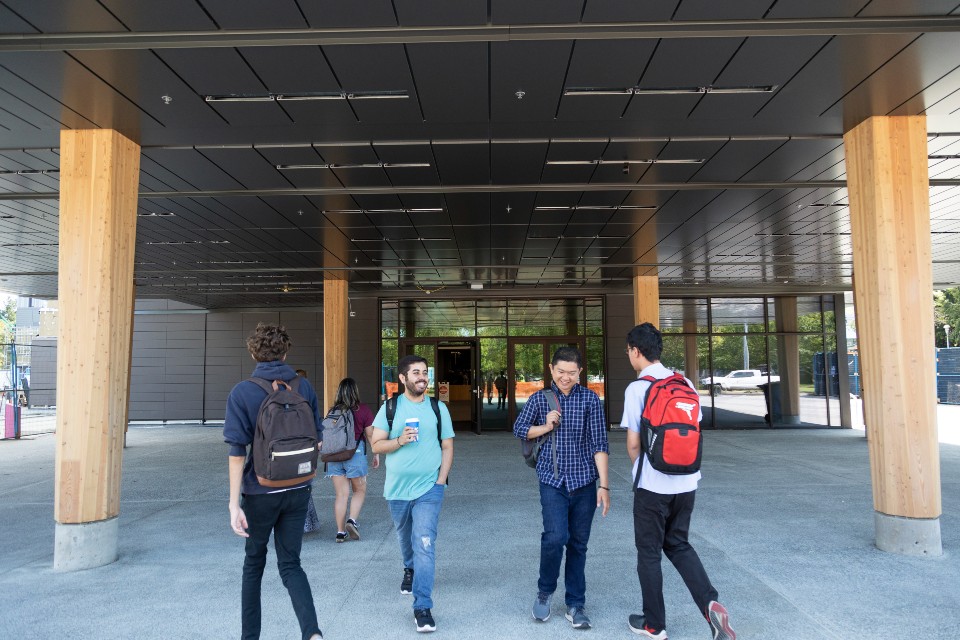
top-left (246, 323), bottom-right (292, 362)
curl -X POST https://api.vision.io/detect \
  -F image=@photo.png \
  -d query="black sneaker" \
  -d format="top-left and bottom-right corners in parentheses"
top-left (346, 518), bottom-right (360, 541)
top-left (414, 608), bottom-right (436, 633)
top-left (628, 614), bottom-right (667, 639)
top-left (335, 532), bottom-right (347, 543)
top-left (400, 567), bottom-right (414, 594)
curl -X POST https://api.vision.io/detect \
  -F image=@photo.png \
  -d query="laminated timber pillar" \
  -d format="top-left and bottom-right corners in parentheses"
top-left (323, 276), bottom-right (348, 411)
top-left (774, 297), bottom-right (801, 424)
top-left (54, 129), bottom-right (140, 571)
top-left (633, 275), bottom-right (659, 326)
top-left (843, 115), bottom-right (942, 556)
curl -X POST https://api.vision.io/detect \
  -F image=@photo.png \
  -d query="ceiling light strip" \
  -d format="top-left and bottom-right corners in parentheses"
top-left (564, 85), bottom-right (777, 97)
top-left (206, 90), bottom-right (409, 102)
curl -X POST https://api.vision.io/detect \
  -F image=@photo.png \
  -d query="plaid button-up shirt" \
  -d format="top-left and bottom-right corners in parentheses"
top-left (513, 382), bottom-right (609, 492)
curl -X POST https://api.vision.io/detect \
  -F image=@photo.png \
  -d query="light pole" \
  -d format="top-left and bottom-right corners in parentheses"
top-left (945, 324), bottom-right (951, 349)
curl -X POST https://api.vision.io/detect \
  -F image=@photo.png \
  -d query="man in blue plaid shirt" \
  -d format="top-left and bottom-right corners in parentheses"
top-left (513, 346), bottom-right (610, 630)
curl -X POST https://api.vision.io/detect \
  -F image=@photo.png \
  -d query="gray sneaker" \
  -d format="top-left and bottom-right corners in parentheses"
top-left (566, 606), bottom-right (591, 629)
top-left (532, 592), bottom-right (552, 622)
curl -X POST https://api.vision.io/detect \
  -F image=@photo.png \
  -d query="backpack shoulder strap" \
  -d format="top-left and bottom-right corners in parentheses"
top-left (247, 377), bottom-right (275, 395)
top-left (539, 389), bottom-right (560, 480)
top-left (430, 397), bottom-right (443, 443)
top-left (386, 394), bottom-right (398, 429)
top-left (288, 376), bottom-right (302, 393)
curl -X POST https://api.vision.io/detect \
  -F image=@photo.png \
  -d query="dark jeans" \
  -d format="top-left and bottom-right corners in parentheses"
top-left (241, 486), bottom-right (321, 640)
top-left (633, 488), bottom-right (718, 632)
top-left (538, 481), bottom-right (597, 608)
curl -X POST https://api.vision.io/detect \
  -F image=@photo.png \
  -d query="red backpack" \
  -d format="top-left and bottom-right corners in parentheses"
top-left (640, 373), bottom-right (703, 475)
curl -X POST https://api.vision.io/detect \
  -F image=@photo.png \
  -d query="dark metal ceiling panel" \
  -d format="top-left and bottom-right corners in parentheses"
top-left (322, 45), bottom-right (423, 123)
top-left (143, 148), bottom-right (244, 191)
top-left (0, 5), bottom-right (35, 33)
top-left (492, 0), bottom-right (583, 24)
top-left (1, 0), bottom-right (125, 31)
top-left (299, 0), bottom-right (397, 28)
top-left (491, 41), bottom-right (573, 123)
top-left (196, 148), bottom-right (292, 190)
top-left (433, 142), bottom-right (489, 185)
top-left (70, 50), bottom-right (226, 129)
top-left (240, 46), bottom-right (340, 94)
top-left (491, 141), bottom-right (547, 185)
top-left (831, 33), bottom-right (960, 120)
top-left (582, 0), bottom-right (678, 22)
top-left (693, 140), bottom-right (788, 181)
top-left (859, 0), bottom-right (960, 17)
top-left (394, 0), bottom-right (486, 26)
top-left (99, 0), bottom-right (215, 31)
top-left (196, 0), bottom-right (308, 29)
top-left (740, 139), bottom-right (846, 182)
top-left (673, 0), bottom-right (771, 20)
top-left (406, 43), bottom-right (488, 123)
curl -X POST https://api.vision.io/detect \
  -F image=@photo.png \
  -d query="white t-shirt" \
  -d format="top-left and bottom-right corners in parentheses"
top-left (621, 362), bottom-right (701, 495)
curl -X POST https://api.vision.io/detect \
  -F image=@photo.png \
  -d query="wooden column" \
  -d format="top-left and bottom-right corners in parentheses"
top-left (633, 275), bottom-right (660, 326)
top-left (323, 276), bottom-right (348, 412)
top-left (54, 129), bottom-right (140, 570)
top-left (844, 115), bottom-right (941, 555)
top-left (774, 297), bottom-right (801, 423)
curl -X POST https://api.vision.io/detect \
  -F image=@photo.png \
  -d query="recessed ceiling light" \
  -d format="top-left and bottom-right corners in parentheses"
top-left (564, 85), bottom-right (776, 97)
top-left (206, 90), bottom-right (409, 102)
top-left (276, 162), bottom-right (429, 170)
top-left (546, 158), bottom-right (703, 165)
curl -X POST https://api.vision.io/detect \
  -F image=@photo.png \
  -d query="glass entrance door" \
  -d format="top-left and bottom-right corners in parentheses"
top-left (399, 339), bottom-right (479, 432)
top-left (507, 338), bottom-right (584, 428)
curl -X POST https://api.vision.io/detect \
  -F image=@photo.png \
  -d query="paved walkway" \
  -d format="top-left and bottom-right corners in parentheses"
top-left (1, 425), bottom-right (958, 639)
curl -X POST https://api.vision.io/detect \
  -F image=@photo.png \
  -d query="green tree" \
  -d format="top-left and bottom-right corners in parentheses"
top-left (934, 288), bottom-right (960, 348)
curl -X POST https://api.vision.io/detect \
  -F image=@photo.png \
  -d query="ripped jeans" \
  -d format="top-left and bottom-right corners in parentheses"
top-left (387, 483), bottom-right (445, 610)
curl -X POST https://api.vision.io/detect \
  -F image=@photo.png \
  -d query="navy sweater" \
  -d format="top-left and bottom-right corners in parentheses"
top-left (223, 360), bottom-right (323, 495)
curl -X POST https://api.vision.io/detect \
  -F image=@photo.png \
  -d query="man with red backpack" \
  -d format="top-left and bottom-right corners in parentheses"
top-left (622, 323), bottom-right (736, 640)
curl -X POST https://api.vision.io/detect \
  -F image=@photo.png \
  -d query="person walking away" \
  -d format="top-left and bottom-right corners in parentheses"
top-left (513, 346), bottom-right (610, 630)
top-left (622, 322), bottom-right (736, 640)
top-left (296, 369), bottom-right (322, 534)
top-left (494, 371), bottom-right (508, 410)
top-left (370, 355), bottom-right (455, 633)
top-left (223, 323), bottom-right (323, 640)
top-left (325, 377), bottom-right (380, 542)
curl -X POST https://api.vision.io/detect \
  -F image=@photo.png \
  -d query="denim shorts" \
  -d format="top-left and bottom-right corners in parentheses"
top-left (325, 440), bottom-right (368, 478)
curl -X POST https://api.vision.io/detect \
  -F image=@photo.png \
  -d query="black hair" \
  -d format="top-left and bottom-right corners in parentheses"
top-left (551, 346), bottom-right (582, 368)
top-left (398, 354), bottom-right (428, 378)
top-left (334, 377), bottom-right (360, 411)
top-left (627, 322), bottom-right (662, 362)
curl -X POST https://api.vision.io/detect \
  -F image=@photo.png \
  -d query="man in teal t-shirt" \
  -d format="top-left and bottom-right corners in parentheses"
top-left (370, 355), bottom-right (455, 634)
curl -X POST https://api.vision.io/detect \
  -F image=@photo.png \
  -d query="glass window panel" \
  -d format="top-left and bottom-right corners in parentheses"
top-left (585, 299), bottom-right (603, 335)
top-left (399, 300), bottom-right (476, 338)
top-left (709, 334), bottom-right (769, 427)
top-left (381, 301), bottom-right (398, 338)
top-left (797, 296), bottom-right (824, 333)
top-left (660, 299), bottom-right (709, 334)
top-left (477, 300), bottom-right (506, 337)
top-left (480, 338), bottom-right (508, 429)
top-left (585, 337), bottom-right (605, 402)
top-left (823, 334), bottom-right (839, 426)
top-left (823, 296), bottom-right (836, 335)
top-left (381, 339), bottom-right (398, 400)
top-left (710, 298), bottom-right (766, 333)
top-left (508, 299), bottom-right (584, 336)
top-left (798, 335), bottom-right (828, 426)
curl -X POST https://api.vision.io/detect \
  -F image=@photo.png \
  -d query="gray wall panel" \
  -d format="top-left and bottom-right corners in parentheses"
top-left (605, 293), bottom-right (637, 425)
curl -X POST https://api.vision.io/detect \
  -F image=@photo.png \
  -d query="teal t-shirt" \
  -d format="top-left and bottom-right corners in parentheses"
top-left (373, 395), bottom-right (455, 501)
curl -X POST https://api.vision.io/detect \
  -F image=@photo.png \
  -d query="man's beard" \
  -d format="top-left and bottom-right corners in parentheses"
top-left (403, 377), bottom-right (426, 397)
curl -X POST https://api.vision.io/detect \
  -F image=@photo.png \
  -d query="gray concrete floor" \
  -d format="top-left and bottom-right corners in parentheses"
top-left (1, 425), bottom-right (958, 639)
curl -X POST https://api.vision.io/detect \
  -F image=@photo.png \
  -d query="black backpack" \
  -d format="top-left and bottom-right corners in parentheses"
top-left (319, 406), bottom-right (358, 462)
top-left (249, 377), bottom-right (319, 488)
top-left (385, 393), bottom-right (447, 484)
top-left (520, 389), bottom-right (559, 479)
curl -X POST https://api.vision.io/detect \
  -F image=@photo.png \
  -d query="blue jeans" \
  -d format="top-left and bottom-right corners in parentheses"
top-left (387, 483), bottom-right (445, 610)
top-left (538, 481), bottom-right (597, 608)
top-left (240, 486), bottom-right (321, 640)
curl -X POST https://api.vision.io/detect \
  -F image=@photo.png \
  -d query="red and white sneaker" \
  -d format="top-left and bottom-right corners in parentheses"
top-left (707, 601), bottom-right (736, 640)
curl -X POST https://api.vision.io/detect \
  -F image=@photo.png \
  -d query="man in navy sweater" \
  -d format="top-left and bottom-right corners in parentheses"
top-left (223, 323), bottom-right (324, 640)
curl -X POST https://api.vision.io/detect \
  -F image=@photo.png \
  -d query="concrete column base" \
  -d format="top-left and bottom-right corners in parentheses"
top-left (54, 517), bottom-right (119, 571)
top-left (874, 511), bottom-right (942, 557)
top-left (779, 414), bottom-right (801, 425)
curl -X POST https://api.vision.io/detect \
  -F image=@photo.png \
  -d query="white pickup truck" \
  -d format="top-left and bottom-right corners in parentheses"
top-left (700, 369), bottom-right (779, 393)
